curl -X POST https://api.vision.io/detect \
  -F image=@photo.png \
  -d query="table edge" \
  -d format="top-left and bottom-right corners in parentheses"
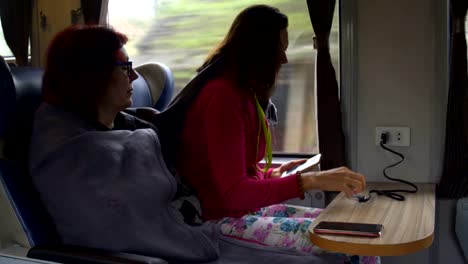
top-left (309, 232), bottom-right (434, 256)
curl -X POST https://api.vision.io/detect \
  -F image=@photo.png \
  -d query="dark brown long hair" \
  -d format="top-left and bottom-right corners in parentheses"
top-left (42, 25), bottom-right (128, 122)
top-left (199, 5), bottom-right (288, 101)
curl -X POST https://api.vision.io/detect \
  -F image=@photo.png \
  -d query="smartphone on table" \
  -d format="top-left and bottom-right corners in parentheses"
top-left (313, 221), bottom-right (383, 237)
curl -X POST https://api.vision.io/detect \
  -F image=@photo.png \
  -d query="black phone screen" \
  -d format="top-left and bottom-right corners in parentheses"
top-left (314, 221), bottom-right (383, 233)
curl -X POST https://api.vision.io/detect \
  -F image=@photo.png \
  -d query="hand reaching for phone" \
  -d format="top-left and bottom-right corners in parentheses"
top-left (269, 159), bottom-right (307, 179)
top-left (301, 167), bottom-right (366, 197)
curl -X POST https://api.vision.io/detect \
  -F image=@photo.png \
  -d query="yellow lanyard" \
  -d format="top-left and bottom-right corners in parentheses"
top-left (253, 94), bottom-right (272, 173)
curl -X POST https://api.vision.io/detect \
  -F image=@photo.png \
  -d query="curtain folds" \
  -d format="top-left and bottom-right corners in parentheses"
top-left (81, 0), bottom-right (104, 25)
top-left (306, 0), bottom-right (346, 170)
top-left (99, 0), bottom-right (109, 25)
top-left (0, 0), bottom-right (32, 66)
top-left (438, 0), bottom-right (468, 198)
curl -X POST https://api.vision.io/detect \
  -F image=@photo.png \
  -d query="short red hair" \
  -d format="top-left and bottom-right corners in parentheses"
top-left (42, 25), bottom-right (128, 121)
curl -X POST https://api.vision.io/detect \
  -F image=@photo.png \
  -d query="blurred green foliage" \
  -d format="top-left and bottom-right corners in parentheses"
top-left (118, 0), bottom-right (339, 91)
top-left (141, 0), bottom-right (338, 53)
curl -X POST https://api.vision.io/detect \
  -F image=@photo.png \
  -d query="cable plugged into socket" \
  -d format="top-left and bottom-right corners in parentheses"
top-left (380, 131), bottom-right (388, 144)
top-left (375, 127), bottom-right (410, 147)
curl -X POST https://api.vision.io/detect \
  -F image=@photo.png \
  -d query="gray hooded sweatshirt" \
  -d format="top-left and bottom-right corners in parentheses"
top-left (29, 103), bottom-right (331, 264)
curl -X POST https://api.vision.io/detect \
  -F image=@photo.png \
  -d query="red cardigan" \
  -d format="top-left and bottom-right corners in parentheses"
top-left (178, 77), bottom-right (301, 220)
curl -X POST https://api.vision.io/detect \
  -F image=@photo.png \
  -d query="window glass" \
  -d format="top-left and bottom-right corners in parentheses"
top-left (109, 0), bottom-right (340, 154)
top-left (0, 19), bottom-right (14, 57)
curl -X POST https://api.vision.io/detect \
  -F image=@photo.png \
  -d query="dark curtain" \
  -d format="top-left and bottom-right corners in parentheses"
top-left (0, 0), bottom-right (32, 66)
top-left (438, 0), bottom-right (468, 198)
top-left (81, 0), bottom-right (102, 25)
top-left (306, 0), bottom-right (346, 169)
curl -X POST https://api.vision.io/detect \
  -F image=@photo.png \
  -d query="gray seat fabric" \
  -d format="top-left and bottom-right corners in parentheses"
top-left (456, 197), bottom-right (468, 261)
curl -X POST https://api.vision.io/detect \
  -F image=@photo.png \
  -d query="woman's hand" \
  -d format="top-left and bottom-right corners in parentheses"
top-left (301, 167), bottom-right (366, 197)
top-left (270, 159), bottom-right (307, 179)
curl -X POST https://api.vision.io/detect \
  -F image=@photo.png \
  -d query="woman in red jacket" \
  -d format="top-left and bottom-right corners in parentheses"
top-left (178, 5), bottom-right (378, 263)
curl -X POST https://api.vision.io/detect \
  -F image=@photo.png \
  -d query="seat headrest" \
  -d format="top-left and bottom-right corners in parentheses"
top-left (134, 62), bottom-right (174, 111)
top-left (0, 63), bottom-right (44, 162)
top-left (131, 71), bottom-right (154, 108)
top-left (0, 58), bottom-right (44, 136)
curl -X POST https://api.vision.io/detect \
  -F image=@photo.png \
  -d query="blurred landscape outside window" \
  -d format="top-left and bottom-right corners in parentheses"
top-left (109, 0), bottom-right (340, 154)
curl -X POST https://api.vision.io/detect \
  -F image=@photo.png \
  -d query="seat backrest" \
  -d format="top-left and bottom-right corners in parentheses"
top-left (129, 62), bottom-right (174, 110)
top-left (456, 198), bottom-right (468, 261)
top-left (0, 58), bottom-right (57, 249)
top-left (0, 57), bottom-right (173, 249)
top-left (149, 58), bottom-right (224, 172)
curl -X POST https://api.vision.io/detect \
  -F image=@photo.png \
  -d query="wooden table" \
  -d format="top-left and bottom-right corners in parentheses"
top-left (308, 183), bottom-right (435, 256)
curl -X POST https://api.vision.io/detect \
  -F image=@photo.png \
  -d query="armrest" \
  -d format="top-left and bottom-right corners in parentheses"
top-left (27, 245), bottom-right (168, 264)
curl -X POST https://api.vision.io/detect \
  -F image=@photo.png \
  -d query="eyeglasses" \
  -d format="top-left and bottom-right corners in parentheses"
top-left (115, 61), bottom-right (133, 77)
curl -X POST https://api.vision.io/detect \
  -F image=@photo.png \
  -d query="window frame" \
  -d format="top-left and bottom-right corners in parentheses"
top-left (428, 0), bottom-right (448, 181)
top-left (0, 19), bottom-right (32, 64)
top-left (273, 0), bottom-right (352, 162)
top-left (339, 0), bottom-right (358, 169)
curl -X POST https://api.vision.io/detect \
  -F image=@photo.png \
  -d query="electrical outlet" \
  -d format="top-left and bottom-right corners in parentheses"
top-left (375, 127), bottom-right (410, 147)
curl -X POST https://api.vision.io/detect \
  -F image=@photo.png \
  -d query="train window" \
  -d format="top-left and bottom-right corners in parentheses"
top-left (0, 19), bottom-right (13, 57)
top-left (108, 0), bottom-right (340, 154)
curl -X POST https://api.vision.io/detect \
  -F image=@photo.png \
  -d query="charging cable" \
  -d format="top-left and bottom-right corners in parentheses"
top-left (366, 132), bottom-right (418, 201)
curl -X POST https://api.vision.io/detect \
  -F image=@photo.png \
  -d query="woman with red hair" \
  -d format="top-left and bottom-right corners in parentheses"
top-left (41, 25), bottom-right (137, 125)
top-left (28, 26), bottom-right (221, 261)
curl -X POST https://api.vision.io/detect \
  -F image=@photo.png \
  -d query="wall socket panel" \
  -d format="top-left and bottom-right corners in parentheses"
top-left (375, 127), bottom-right (410, 147)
